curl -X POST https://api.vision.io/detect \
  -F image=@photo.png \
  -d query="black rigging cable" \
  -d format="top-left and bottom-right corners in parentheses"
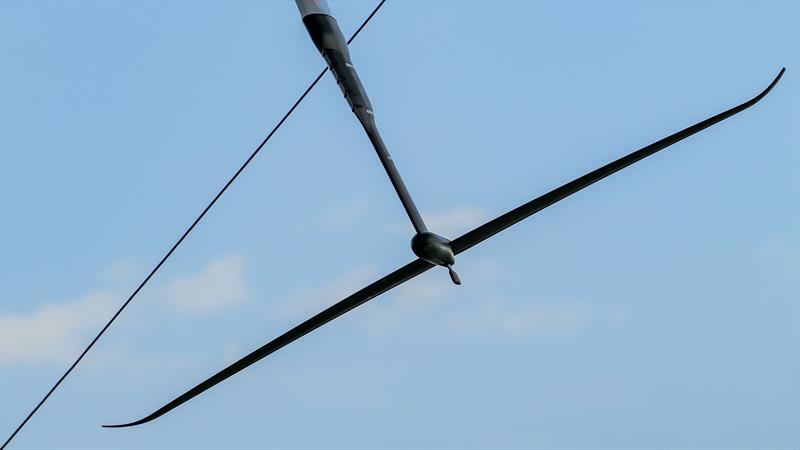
top-left (0, 1), bottom-right (386, 448)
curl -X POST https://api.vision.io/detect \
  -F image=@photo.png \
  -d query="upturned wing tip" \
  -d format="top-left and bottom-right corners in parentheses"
top-left (102, 417), bottom-right (151, 428)
top-left (102, 423), bottom-right (137, 428)
top-left (759, 67), bottom-right (786, 99)
top-left (771, 67), bottom-right (786, 86)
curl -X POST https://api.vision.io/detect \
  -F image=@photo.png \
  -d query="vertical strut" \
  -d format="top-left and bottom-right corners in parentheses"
top-left (355, 110), bottom-right (427, 233)
top-left (297, 0), bottom-right (428, 234)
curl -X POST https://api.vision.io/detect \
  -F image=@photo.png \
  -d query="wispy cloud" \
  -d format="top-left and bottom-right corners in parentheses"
top-left (269, 257), bottom-right (618, 340)
top-left (274, 260), bottom-right (494, 335)
top-left (390, 206), bottom-right (487, 238)
top-left (100, 259), bottom-right (139, 284)
top-left (276, 266), bottom-right (377, 320)
top-left (0, 291), bottom-right (115, 365)
top-left (166, 254), bottom-right (249, 315)
top-left (424, 207), bottom-right (487, 237)
top-left (319, 200), bottom-right (370, 230)
top-left (757, 235), bottom-right (800, 283)
top-left (366, 274), bottom-right (454, 334)
top-left (274, 265), bottom-right (459, 335)
top-left (0, 253), bottom-right (251, 366)
top-left (446, 301), bottom-right (591, 337)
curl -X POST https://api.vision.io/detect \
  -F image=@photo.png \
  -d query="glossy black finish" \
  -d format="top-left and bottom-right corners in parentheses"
top-left (104, 69), bottom-right (783, 428)
top-left (450, 69), bottom-right (785, 255)
top-left (411, 231), bottom-right (460, 285)
top-left (103, 259), bottom-right (434, 428)
top-left (411, 232), bottom-right (455, 267)
top-left (301, 14), bottom-right (371, 112)
top-left (302, 13), bottom-right (427, 234)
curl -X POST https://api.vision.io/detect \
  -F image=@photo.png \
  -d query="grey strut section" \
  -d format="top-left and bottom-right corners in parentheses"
top-left (295, 0), bottom-right (428, 234)
top-left (295, 0), bottom-right (332, 18)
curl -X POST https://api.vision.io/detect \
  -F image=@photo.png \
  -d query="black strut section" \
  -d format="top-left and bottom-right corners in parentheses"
top-left (302, 13), bottom-right (428, 234)
top-left (302, 14), bottom-right (372, 112)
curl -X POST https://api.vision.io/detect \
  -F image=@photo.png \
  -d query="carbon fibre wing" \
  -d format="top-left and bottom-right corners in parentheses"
top-left (105, 68), bottom-right (783, 428)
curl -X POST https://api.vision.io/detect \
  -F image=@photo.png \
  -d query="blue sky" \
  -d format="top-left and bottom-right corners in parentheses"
top-left (1, 1), bottom-right (798, 449)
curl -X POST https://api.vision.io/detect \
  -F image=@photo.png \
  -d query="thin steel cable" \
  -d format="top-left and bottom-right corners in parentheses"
top-left (0, 1), bottom-right (386, 448)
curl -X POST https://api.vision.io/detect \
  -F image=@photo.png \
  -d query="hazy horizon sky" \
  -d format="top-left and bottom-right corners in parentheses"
top-left (1, 1), bottom-right (798, 449)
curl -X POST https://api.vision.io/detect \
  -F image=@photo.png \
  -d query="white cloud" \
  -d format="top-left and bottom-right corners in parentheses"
top-left (390, 206), bottom-right (487, 238)
top-left (446, 301), bottom-right (591, 337)
top-left (167, 254), bottom-right (249, 314)
top-left (0, 254), bottom-right (250, 366)
top-left (424, 207), bottom-right (487, 237)
top-left (275, 266), bottom-right (456, 335)
top-left (275, 258), bottom-right (509, 335)
top-left (274, 265), bottom-right (454, 334)
top-left (365, 274), bottom-right (454, 334)
top-left (319, 200), bottom-right (369, 230)
top-left (276, 266), bottom-right (377, 320)
top-left (269, 258), bottom-right (606, 339)
top-left (100, 259), bottom-right (139, 284)
top-left (757, 235), bottom-right (800, 282)
top-left (0, 291), bottom-right (116, 365)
